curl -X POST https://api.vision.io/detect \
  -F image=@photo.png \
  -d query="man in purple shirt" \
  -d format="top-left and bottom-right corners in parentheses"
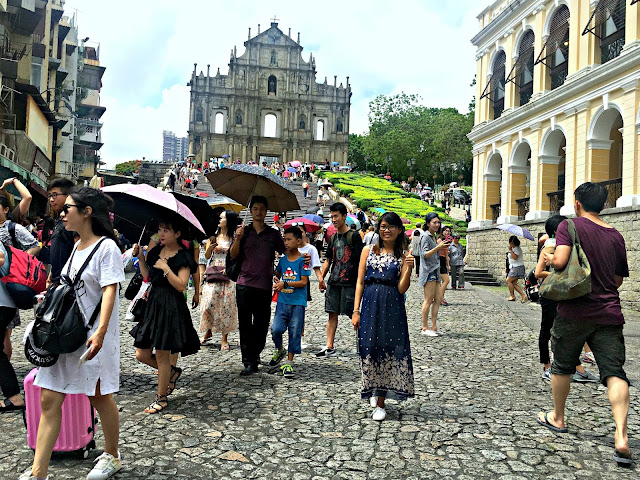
top-left (537, 182), bottom-right (631, 466)
top-left (230, 196), bottom-right (284, 375)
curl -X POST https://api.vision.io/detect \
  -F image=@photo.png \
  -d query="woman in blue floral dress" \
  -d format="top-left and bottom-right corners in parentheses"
top-left (352, 212), bottom-right (415, 421)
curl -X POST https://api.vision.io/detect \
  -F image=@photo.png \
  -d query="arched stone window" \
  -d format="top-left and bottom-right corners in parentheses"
top-left (195, 106), bottom-right (203, 123)
top-left (516, 30), bottom-right (535, 106)
top-left (336, 118), bottom-right (344, 132)
top-left (264, 113), bottom-right (277, 138)
top-left (316, 119), bottom-right (325, 140)
top-left (214, 112), bottom-right (224, 134)
top-left (491, 52), bottom-right (506, 120)
top-left (535, 6), bottom-right (570, 90)
top-left (298, 115), bottom-right (306, 130)
top-left (235, 110), bottom-right (243, 125)
top-left (583, 0), bottom-right (626, 64)
top-left (268, 75), bottom-right (277, 95)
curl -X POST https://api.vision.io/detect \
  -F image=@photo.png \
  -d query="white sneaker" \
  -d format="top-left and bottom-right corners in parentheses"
top-left (425, 330), bottom-right (439, 337)
top-left (369, 396), bottom-right (378, 408)
top-left (18, 469), bottom-right (45, 480)
top-left (420, 329), bottom-right (431, 335)
top-left (300, 340), bottom-right (309, 350)
top-left (87, 452), bottom-right (122, 480)
top-left (372, 407), bottom-right (386, 421)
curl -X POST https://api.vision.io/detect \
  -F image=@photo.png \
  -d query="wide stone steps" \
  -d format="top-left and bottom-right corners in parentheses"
top-left (464, 268), bottom-right (502, 287)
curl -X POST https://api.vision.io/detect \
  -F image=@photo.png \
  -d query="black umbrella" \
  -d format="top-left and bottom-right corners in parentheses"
top-left (102, 184), bottom-right (206, 243)
top-left (205, 164), bottom-right (299, 213)
top-left (170, 192), bottom-right (220, 237)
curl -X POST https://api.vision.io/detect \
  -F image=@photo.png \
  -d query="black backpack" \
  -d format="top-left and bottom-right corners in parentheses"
top-left (31, 238), bottom-right (107, 355)
top-left (225, 225), bottom-right (252, 282)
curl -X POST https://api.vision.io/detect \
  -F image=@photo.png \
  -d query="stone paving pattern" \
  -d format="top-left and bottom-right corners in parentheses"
top-left (1, 276), bottom-right (638, 479)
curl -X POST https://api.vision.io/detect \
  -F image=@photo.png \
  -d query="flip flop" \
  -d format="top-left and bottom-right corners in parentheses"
top-left (536, 412), bottom-right (568, 433)
top-left (220, 344), bottom-right (230, 351)
top-left (614, 449), bottom-right (633, 466)
top-left (0, 397), bottom-right (26, 413)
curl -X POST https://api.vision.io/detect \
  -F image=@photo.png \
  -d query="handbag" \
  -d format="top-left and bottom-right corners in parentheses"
top-left (31, 238), bottom-right (107, 356)
top-left (131, 285), bottom-right (151, 321)
top-left (539, 219), bottom-right (592, 301)
top-left (225, 225), bottom-right (251, 282)
top-left (124, 272), bottom-right (144, 300)
top-left (205, 264), bottom-right (229, 283)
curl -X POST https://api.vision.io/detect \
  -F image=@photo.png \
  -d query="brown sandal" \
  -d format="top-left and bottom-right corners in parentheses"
top-left (145, 394), bottom-right (168, 414)
top-left (166, 366), bottom-right (182, 395)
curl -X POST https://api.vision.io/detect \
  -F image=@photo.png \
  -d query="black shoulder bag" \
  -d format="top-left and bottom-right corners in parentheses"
top-left (225, 225), bottom-right (252, 282)
top-left (31, 238), bottom-right (107, 355)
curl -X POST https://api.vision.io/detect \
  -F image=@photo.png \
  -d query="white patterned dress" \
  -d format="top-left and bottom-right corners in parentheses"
top-left (198, 239), bottom-right (238, 335)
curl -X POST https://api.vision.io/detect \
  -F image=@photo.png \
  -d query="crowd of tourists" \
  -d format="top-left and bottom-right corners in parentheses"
top-left (0, 172), bottom-right (633, 479)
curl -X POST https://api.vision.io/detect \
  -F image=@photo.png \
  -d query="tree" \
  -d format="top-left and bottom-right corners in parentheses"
top-left (360, 93), bottom-right (474, 185)
top-left (348, 133), bottom-right (366, 170)
top-left (115, 160), bottom-right (141, 176)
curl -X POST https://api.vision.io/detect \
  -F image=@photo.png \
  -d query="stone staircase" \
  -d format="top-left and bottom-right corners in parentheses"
top-left (464, 268), bottom-right (501, 287)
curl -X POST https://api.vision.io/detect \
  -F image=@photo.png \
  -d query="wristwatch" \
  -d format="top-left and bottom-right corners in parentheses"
top-left (283, 281), bottom-right (290, 289)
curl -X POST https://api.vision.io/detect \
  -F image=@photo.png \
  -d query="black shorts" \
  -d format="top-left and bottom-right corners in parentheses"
top-left (325, 284), bottom-right (356, 317)
top-left (439, 256), bottom-right (448, 275)
top-left (551, 315), bottom-right (629, 387)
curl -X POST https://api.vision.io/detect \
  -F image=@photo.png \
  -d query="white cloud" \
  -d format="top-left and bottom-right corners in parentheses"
top-left (63, 0), bottom-right (484, 168)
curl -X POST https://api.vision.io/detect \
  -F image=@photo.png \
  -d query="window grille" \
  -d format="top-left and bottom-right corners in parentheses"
top-left (630, 0), bottom-right (638, 5)
top-left (506, 31), bottom-right (535, 105)
top-left (534, 6), bottom-right (570, 68)
top-left (583, 0), bottom-right (626, 63)
top-left (481, 51), bottom-right (506, 119)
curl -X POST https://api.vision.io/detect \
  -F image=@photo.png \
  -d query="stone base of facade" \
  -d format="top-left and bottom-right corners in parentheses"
top-left (467, 206), bottom-right (640, 314)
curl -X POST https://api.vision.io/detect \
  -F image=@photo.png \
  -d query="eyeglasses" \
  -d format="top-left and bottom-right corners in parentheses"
top-left (60, 204), bottom-right (79, 214)
top-left (48, 192), bottom-right (62, 200)
top-left (379, 225), bottom-right (399, 232)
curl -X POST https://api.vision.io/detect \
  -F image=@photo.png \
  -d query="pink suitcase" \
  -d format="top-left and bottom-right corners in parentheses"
top-left (23, 368), bottom-right (97, 458)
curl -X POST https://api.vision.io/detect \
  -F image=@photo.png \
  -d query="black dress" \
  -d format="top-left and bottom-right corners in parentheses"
top-left (130, 246), bottom-right (200, 356)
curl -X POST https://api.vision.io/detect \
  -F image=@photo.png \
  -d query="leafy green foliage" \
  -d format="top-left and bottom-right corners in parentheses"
top-left (348, 93), bottom-right (473, 186)
top-left (115, 160), bottom-right (141, 176)
top-left (318, 171), bottom-right (467, 239)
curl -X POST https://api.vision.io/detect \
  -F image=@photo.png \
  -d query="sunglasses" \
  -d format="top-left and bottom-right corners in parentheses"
top-left (290, 222), bottom-right (306, 229)
top-left (61, 204), bottom-right (80, 214)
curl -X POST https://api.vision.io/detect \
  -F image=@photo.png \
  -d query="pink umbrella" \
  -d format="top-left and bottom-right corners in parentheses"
top-left (283, 217), bottom-right (320, 232)
top-left (324, 224), bottom-right (337, 242)
top-left (290, 161), bottom-right (301, 168)
top-left (195, 191), bottom-right (209, 197)
top-left (102, 184), bottom-right (205, 241)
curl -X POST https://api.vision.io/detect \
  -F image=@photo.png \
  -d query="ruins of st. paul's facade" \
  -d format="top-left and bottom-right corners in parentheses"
top-left (187, 20), bottom-right (351, 165)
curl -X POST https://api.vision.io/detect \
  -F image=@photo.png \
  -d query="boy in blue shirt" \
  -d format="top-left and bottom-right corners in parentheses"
top-left (270, 227), bottom-right (311, 378)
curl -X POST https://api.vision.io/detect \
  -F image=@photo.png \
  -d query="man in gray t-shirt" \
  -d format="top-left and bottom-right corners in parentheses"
top-left (449, 235), bottom-right (465, 289)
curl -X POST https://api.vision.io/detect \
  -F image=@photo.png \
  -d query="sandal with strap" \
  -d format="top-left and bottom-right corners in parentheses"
top-left (144, 394), bottom-right (168, 414)
top-left (166, 366), bottom-right (183, 396)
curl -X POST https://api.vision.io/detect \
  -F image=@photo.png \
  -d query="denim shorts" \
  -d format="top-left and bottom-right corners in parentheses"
top-left (426, 270), bottom-right (438, 282)
top-left (325, 284), bottom-right (356, 317)
top-left (272, 303), bottom-right (306, 354)
top-left (551, 315), bottom-right (629, 387)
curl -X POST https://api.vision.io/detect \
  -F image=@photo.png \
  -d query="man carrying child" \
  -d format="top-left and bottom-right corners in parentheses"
top-left (269, 227), bottom-right (311, 378)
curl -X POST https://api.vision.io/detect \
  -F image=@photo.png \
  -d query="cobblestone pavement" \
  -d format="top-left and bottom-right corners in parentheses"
top-left (1, 276), bottom-right (638, 479)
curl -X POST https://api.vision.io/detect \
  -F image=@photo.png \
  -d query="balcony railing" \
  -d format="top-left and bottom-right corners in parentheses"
top-left (490, 203), bottom-right (501, 224)
top-left (597, 177), bottom-right (622, 210)
top-left (547, 190), bottom-right (565, 215)
top-left (516, 197), bottom-right (530, 220)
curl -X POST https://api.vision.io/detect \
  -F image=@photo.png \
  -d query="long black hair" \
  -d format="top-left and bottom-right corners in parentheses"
top-left (70, 187), bottom-right (122, 249)
top-left (218, 210), bottom-right (239, 239)
top-left (375, 212), bottom-right (407, 259)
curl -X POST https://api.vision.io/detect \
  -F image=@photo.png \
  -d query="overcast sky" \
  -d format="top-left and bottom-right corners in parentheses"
top-left (63, 0), bottom-right (487, 167)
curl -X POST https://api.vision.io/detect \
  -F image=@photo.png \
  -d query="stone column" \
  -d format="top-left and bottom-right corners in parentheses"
top-left (305, 149), bottom-right (310, 163)
top-left (252, 145), bottom-right (257, 163)
top-left (282, 148), bottom-right (288, 164)
top-left (201, 141), bottom-right (208, 164)
top-left (506, 166), bottom-right (528, 220)
top-left (497, 145), bottom-right (511, 224)
top-left (531, 11), bottom-right (548, 96)
top-left (617, 85), bottom-right (640, 207)
top-left (586, 140), bottom-right (614, 183)
top-left (624, 1), bottom-right (640, 52)
top-left (242, 144), bottom-right (247, 164)
top-left (536, 155), bottom-right (561, 215)
top-left (484, 173), bottom-right (501, 222)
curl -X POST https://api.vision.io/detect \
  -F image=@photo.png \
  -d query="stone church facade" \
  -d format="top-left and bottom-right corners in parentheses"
top-left (187, 21), bottom-right (351, 165)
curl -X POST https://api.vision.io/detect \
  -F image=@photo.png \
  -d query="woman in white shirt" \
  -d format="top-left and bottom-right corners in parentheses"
top-left (23, 187), bottom-right (125, 480)
top-left (505, 235), bottom-right (526, 303)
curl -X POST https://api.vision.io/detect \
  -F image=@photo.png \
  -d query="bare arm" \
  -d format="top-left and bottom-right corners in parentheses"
top-left (133, 244), bottom-right (150, 279)
top-left (549, 245), bottom-right (571, 270)
top-left (229, 226), bottom-right (244, 259)
top-left (1, 178), bottom-right (32, 217)
top-left (398, 254), bottom-right (414, 295)
top-left (351, 245), bottom-right (370, 329)
top-left (615, 275), bottom-right (624, 289)
top-left (534, 251), bottom-right (550, 280)
top-left (164, 266), bottom-right (190, 292)
top-left (86, 283), bottom-right (118, 360)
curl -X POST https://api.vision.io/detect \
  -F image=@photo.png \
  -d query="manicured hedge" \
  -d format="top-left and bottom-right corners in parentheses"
top-left (318, 172), bottom-right (467, 241)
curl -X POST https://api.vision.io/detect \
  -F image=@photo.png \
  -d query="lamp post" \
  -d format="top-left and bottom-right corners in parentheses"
top-left (440, 163), bottom-right (447, 185)
top-left (407, 157), bottom-right (416, 182)
top-left (385, 155), bottom-right (391, 175)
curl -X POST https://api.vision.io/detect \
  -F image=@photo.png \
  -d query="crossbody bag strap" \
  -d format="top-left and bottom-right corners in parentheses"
top-left (566, 219), bottom-right (581, 247)
top-left (87, 299), bottom-right (102, 328)
top-left (70, 237), bottom-right (108, 286)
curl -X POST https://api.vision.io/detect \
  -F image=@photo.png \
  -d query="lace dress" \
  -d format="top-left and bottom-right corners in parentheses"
top-left (199, 239), bottom-right (238, 334)
top-left (358, 249), bottom-right (414, 401)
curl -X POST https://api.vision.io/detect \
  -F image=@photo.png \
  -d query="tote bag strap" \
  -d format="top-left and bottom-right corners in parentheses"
top-left (66, 237), bottom-right (108, 286)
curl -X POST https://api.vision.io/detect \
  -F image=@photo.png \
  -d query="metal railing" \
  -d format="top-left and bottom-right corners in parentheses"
top-left (597, 177), bottom-right (622, 210)
top-left (547, 190), bottom-right (564, 215)
top-left (490, 203), bottom-right (501, 224)
top-left (516, 197), bottom-right (530, 220)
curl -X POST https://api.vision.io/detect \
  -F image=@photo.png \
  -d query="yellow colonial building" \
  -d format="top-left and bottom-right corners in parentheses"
top-left (467, 0), bottom-right (640, 310)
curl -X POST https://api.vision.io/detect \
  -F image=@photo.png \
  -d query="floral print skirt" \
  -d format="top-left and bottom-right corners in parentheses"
top-left (199, 280), bottom-right (238, 334)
